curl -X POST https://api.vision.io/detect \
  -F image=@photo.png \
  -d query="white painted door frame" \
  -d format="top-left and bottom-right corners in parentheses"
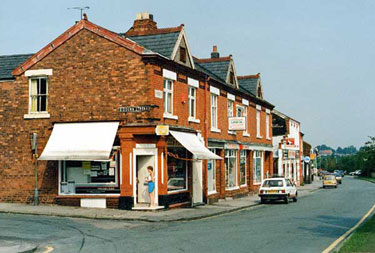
top-left (133, 147), bottom-right (158, 206)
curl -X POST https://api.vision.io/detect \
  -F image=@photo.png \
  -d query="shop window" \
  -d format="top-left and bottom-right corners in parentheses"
top-left (240, 150), bottom-right (247, 186)
top-left (253, 151), bottom-right (263, 184)
top-left (207, 148), bottom-right (216, 193)
top-left (164, 79), bottom-right (173, 115)
top-left (59, 149), bottom-right (120, 194)
top-left (167, 147), bottom-right (188, 192)
top-left (211, 94), bottom-right (218, 129)
top-left (29, 77), bottom-right (48, 113)
top-left (188, 86), bottom-right (196, 118)
top-left (225, 149), bottom-right (237, 188)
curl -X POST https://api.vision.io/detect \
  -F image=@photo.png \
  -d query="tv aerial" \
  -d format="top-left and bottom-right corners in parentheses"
top-left (68, 6), bottom-right (90, 20)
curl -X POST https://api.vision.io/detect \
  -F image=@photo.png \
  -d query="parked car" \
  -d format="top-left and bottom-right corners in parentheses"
top-left (323, 174), bottom-right (338, 188)
top-left (349, 170), bottom-right (361, 176)
top-left (333, 173), bottom-right (342, 184)
top-left (258, 178), bottom-right (297, 204)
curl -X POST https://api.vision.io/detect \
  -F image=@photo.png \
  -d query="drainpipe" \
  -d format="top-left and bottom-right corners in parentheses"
top-left (31, 133), bottom-right (39, 205)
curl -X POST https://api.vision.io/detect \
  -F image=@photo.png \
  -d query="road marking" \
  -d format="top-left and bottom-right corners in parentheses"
top-left (322, 203), bottom-right (375, 253)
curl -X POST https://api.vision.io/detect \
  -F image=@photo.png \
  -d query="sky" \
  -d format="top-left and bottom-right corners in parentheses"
top-left (1, 0), bottom-right (374, 149)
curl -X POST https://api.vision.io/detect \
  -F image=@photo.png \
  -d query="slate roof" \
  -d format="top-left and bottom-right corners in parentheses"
top-left (194, 58), bottom-right (230, 83)
top-left (120, 32), bottom-right (180, 58)
top-left (0, 54), bottom-right (33, 80)
top-left (238, 76), bottom-right (259, 96)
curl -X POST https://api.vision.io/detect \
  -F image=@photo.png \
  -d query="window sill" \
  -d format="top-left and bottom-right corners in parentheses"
top-left (211, 128), bottom-right (221, 133)
top-left (208, 190), bottom-right (217, 196)
top-left (243, 133), bottom-right (250, 137)
top-left (163, 113), bottom-right (178, 120)
top-left (228, 131), bottom-right (236, 135)
top-left (253, 182), bottom-right (261, 186)
top-left (240, 184), bottom-right (247, 188)
top-left (24, 113), bottom-right (50, 119)
top-left (225, 186), bottom-right (240, 191)
top-left (256, 135), bottom-right (263, 139)
top-left (266, 137), bottom-right (272, 140)
top-left (188, 117), bottom-right (200, 124)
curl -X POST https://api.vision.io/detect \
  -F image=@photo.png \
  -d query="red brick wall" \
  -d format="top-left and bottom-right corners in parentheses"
top-left (0, 28), bottom-right (150, 203)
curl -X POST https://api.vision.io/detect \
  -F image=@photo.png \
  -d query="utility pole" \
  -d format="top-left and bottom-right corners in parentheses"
top-left (68, 6), bottom-right (90, 20)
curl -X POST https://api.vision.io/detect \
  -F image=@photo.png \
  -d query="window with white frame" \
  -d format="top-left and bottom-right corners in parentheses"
top-left (236, 105), bottom-right (248, 134)
top-left (256, 109), bottom-right (261, 137)
top-left (253, 151), bottom-right (263, 184)
top-left (211, 94), bottom-right (218, 129)
top-left (188, 86), bottom-right (196, 118)
top-left (240, 150), bottom-right (247, 186)
top-left (228, 100), bottom-right (233, 117)
top-left (207, 148), bottom-right (216, 193)
top-left (163, 79), bottom-right (173, 115)
top-left (29, 77), bottom-right (48, 113)
top-left (225, 149), bottom-right (237, 188)
top-left (266, 112), bottom-right (270, 139)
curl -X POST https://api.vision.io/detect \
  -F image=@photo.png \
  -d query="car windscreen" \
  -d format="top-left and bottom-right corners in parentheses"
top-left (324, 175), bottom-right (335, 180)
top-left (262, 180), bottom-right (283, 187)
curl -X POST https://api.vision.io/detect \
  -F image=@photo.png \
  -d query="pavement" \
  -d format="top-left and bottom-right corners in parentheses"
top-left (0, 178), bottom-right (322, 223)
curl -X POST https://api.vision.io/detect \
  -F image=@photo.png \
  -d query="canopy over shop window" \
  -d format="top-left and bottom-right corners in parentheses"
top-left (169, 130), bottom-right (222, 160)
top-left (39, 122), bottom-right (119, 161)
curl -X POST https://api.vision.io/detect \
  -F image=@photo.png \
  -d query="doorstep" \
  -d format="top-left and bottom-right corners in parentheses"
top-left (132, 204), bottom-right (164, 211)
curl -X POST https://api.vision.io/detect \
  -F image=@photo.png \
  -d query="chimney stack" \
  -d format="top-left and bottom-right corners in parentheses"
top-left (131, 12), bottom-right (157, 33)
top-left (211, 45), bottom-right (220, 58)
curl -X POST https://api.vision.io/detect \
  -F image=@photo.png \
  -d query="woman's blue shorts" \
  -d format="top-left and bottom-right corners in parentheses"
top-left (148, 181), bottom-right (155, 193)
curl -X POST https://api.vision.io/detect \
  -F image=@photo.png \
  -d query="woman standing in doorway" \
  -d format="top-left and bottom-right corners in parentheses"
top-left (146, 166), bottom-right (155, 207)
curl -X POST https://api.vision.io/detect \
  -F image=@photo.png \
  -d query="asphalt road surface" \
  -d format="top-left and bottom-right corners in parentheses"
top-left (1, 177), bottom-right (374, 253)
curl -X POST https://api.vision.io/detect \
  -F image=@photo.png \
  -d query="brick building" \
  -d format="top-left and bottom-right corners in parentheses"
top-left (272, 110), bottom-right (303, 185)
top-left (0, 13), bottom-right (274, 209)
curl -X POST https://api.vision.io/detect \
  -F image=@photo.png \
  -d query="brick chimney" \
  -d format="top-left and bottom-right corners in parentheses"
top-left (131, 12), bottom-right (157, 33)
top-left (211, 45), bottom-right (220, 58)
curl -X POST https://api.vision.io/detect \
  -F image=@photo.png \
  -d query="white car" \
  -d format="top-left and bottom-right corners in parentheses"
top-left (258, 178), bottom-right (298, 204)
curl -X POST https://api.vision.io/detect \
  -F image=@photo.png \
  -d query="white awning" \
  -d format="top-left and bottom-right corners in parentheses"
top-left (169, 131), bottom-right (222, 160)
top-left (39, 122), bottom-right (119, 161)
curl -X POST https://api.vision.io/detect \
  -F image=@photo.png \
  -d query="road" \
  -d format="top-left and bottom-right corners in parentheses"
top-left (1, 177), bottom-right (374, 253)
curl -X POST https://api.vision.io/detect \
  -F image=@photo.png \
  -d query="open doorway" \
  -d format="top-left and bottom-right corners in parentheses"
top-left (136, 155), bottom-right (155, 205)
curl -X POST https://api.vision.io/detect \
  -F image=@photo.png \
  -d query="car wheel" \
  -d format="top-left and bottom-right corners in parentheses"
top-left (335, 185), bottom-right (337, 188)
top-left (323, 186), bottom-right (326, 189)
top-left (260, 198), bottom-right (266, 204)
top-left (284, 196), bottom-right (289, 204)
top-left (293, 192), bottom-right (298, 202)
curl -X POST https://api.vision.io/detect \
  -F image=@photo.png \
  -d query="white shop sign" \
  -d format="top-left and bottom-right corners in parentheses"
top-left (228, 117), bottom-right (246, 131)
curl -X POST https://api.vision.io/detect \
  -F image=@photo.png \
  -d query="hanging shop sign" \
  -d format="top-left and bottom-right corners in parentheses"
top-left (228, 117), bottom-right (246, 131)
top-left (285, 138), bottom-right (295, 146)
top-left (310, 154), bottom-right (316, 160)
top-left (155, 125), bottom-right (169, 136)
top-left (303, 156), bottom-right (311, 163)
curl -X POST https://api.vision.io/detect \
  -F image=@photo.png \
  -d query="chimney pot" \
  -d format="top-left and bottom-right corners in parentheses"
top-left (211, 45), bottom-right (220, 58)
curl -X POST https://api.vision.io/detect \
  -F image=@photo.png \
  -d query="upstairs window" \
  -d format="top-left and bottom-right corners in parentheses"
top-left (180, 47), bottom-right (186, 63)
top-left (163, 79), bottom-right (173, 115)
top-left (229, 71), bottom-right (235, 84)
top-left (29, 77), bottom-right (48, 113)
top-left (256, 109), bottom-right (261, 138)
top-left (266, 113), bottom-right (270, 139)
top-left (188, 86), bottom-right (196, 118)
top-left (211, 94), bottom-right (218, 129)
top-left (228, 100), bottom-right (233, 117)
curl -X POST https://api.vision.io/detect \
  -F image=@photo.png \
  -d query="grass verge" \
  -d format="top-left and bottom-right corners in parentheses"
top-left (356, 176), bottom-right (375, 184)
top-left (338, 214), bottom-right (375, 252)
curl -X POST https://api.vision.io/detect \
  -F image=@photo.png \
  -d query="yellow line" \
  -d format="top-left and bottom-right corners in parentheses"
top-left (322, 204), bottom-right (375, 253)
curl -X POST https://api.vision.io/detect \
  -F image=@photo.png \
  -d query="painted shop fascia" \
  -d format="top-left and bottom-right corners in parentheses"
top-left (0, 13), bottom-right (276, 210)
